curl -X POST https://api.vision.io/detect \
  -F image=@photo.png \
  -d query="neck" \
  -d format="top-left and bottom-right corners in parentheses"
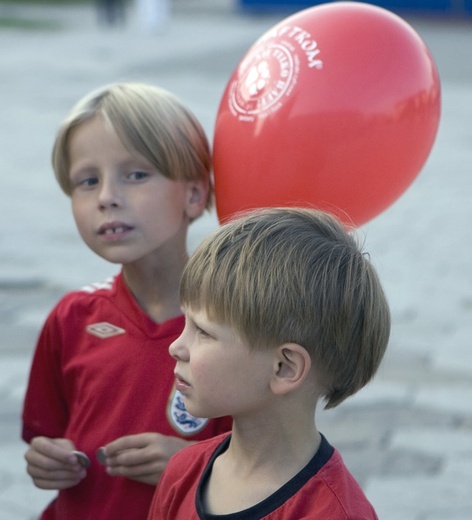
top-left (204, 407), bottom-right (321, 515)
top-left (122, 251), bottom-right (188, 322)
top-left (227, 407), bottom-right (321, 479)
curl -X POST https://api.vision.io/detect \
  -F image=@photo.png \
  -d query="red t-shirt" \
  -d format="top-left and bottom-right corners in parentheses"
top-left (22, 273), bottom-right (232, 520)
top-left (148, 433), bottom-right (378, 520)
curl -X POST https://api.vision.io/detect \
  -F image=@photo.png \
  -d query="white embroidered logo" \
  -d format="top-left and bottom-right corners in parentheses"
top-left (86, 322), bottom-right (126, 339)
top-left (167, 389), bottom-right (208, 435)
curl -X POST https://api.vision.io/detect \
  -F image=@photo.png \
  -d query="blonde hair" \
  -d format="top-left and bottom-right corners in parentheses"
top-left (52, 82), bottom-right (213, 209)
top-left (180, 207), bottom-right (391, 409)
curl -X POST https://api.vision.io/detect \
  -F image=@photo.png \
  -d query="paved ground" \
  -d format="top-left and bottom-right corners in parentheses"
top-left (0, 1), bottom-right (471, 518)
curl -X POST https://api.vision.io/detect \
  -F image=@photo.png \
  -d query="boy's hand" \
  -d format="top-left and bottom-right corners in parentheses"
top-left (100, 433), bottom-right (193, 485)
top-left (25, 437), bottom-right (87, 490)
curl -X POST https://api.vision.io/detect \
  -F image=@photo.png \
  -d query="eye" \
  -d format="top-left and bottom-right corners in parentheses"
top-left (196, 326), bottom-right (211, 339)
top-left (129, 171), bottom-right (149, 181)
top-left (81, 177), bottom-right (99, 187)
top-left (183, 311), bottom-right (214, 340)
top-left (71, 175), bottom-right (99, 190)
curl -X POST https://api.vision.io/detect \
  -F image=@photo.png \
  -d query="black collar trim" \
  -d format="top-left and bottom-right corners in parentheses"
top-left (195, 433), bottom-right (334, 520)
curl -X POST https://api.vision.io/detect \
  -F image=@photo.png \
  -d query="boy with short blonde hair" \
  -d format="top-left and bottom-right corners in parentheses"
top-left (149, 206), bottom-right (390, 519)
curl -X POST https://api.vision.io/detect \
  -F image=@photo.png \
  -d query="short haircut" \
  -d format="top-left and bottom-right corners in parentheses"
top-left (52, 82), bottom-right (213, 209)
top-left (180, 207), bottom-right (391, 409)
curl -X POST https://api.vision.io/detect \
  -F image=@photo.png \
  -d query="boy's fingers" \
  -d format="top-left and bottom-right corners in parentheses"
top-left (28, 469), bottom-right (86, 490)
top-left (27, 463), bottom-right (86, 481)
top-left (25, 448), bottom-right (83, 473)
top-left (27, 437), bottom-right (88, 473)
top-left (105, 432), bottom-right (160, 454)
top-left (32, 478), bottom-right (80, 490)
top-left (30, 437), bottom-right (77, 463)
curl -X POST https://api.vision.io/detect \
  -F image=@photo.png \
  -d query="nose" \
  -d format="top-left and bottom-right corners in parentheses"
top-left (98, 177), bottom-right (121, 210)
top-left (169, 333), bottom-right (189, 362)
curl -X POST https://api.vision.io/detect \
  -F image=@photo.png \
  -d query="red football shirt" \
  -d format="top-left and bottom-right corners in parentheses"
top-left (22, 273), bottom-right (232, 520)
top-left (148, 433), bottom-right (378, 520)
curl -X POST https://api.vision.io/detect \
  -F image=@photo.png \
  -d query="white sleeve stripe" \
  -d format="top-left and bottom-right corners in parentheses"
top-left (80, 277), bottom-right (115, 294)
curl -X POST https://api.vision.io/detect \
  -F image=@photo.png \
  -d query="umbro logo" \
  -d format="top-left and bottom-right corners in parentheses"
top-left (86, 322), bottom-right (126, 339)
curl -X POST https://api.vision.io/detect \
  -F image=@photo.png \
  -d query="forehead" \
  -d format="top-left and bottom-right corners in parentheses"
top-left (69, 114), bottom-right (110, 143)
top-left (68, 118), bottom-right (118, 158)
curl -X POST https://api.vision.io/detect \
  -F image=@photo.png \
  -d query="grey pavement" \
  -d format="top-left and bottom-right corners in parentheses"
top-left (0, 1), bottom-right (471, 518)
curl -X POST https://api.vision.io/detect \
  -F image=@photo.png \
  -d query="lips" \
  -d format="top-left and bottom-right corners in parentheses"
top-left (174, 372), bottom-right (190, 392)
top-left (98, 222), bottom-right (133, 236)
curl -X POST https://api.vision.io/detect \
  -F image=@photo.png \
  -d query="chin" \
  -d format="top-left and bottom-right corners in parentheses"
top-left (185, 403), bottom-right (209, 420)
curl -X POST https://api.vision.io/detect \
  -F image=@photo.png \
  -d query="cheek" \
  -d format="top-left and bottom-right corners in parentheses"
top-left (191, 354), bottom-right (229, 392)
top-left (191, 355), bottom-right (215, 379)
top-left (71, 199), bottom-right (87, 232)
top-left (140, 196), bottom-right (185, 231)
top-left (71, 198), bottom-right (95, 244)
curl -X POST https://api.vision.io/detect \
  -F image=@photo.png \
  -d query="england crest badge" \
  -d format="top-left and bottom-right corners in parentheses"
top-left (167, 389), bottom-right (209, 435)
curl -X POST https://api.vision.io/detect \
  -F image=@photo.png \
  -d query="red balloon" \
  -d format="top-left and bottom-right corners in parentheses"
top-left (213, 2), bottom-right (441, 227)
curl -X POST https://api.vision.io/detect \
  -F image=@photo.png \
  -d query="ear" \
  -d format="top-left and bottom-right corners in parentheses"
top-left (184, 179), bottom-right (209, 220)
top-left (270, 343), bottom-right (312, 396)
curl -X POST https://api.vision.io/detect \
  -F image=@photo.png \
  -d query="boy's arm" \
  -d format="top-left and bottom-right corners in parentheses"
top-left (25, 437), bottom-right (86, 490)
top-left (22, 305), bottom-right (70, 443)
top-left (22, 302), bottom-right (79, 490)
top-left (98, 432), bottom-right (194, 485)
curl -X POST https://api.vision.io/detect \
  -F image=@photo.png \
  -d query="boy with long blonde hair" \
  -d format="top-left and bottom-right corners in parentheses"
top-left (22, 82), bottom-right (231, 520)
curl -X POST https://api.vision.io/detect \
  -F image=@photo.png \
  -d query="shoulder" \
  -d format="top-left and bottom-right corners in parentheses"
top-left (316, 448), bottom-right (378, 519)
top-left (39, 275), bottom-right (119, 335)
top-left (164, 433), bottom-right (229, 477)
top-left (51, 276), bottom-right (117, 314)
top-left (77, 276), bottom-right (116, 295)
top-left (152, 434), bottom-right (230, 518)
top-left (172, 433), bottom-right (229, 464)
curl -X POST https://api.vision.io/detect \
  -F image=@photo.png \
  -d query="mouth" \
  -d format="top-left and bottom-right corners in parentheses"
top-left (174, 372), bottom-right (190, 392)
top-left (98, 222), bottom-right (133, 236)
